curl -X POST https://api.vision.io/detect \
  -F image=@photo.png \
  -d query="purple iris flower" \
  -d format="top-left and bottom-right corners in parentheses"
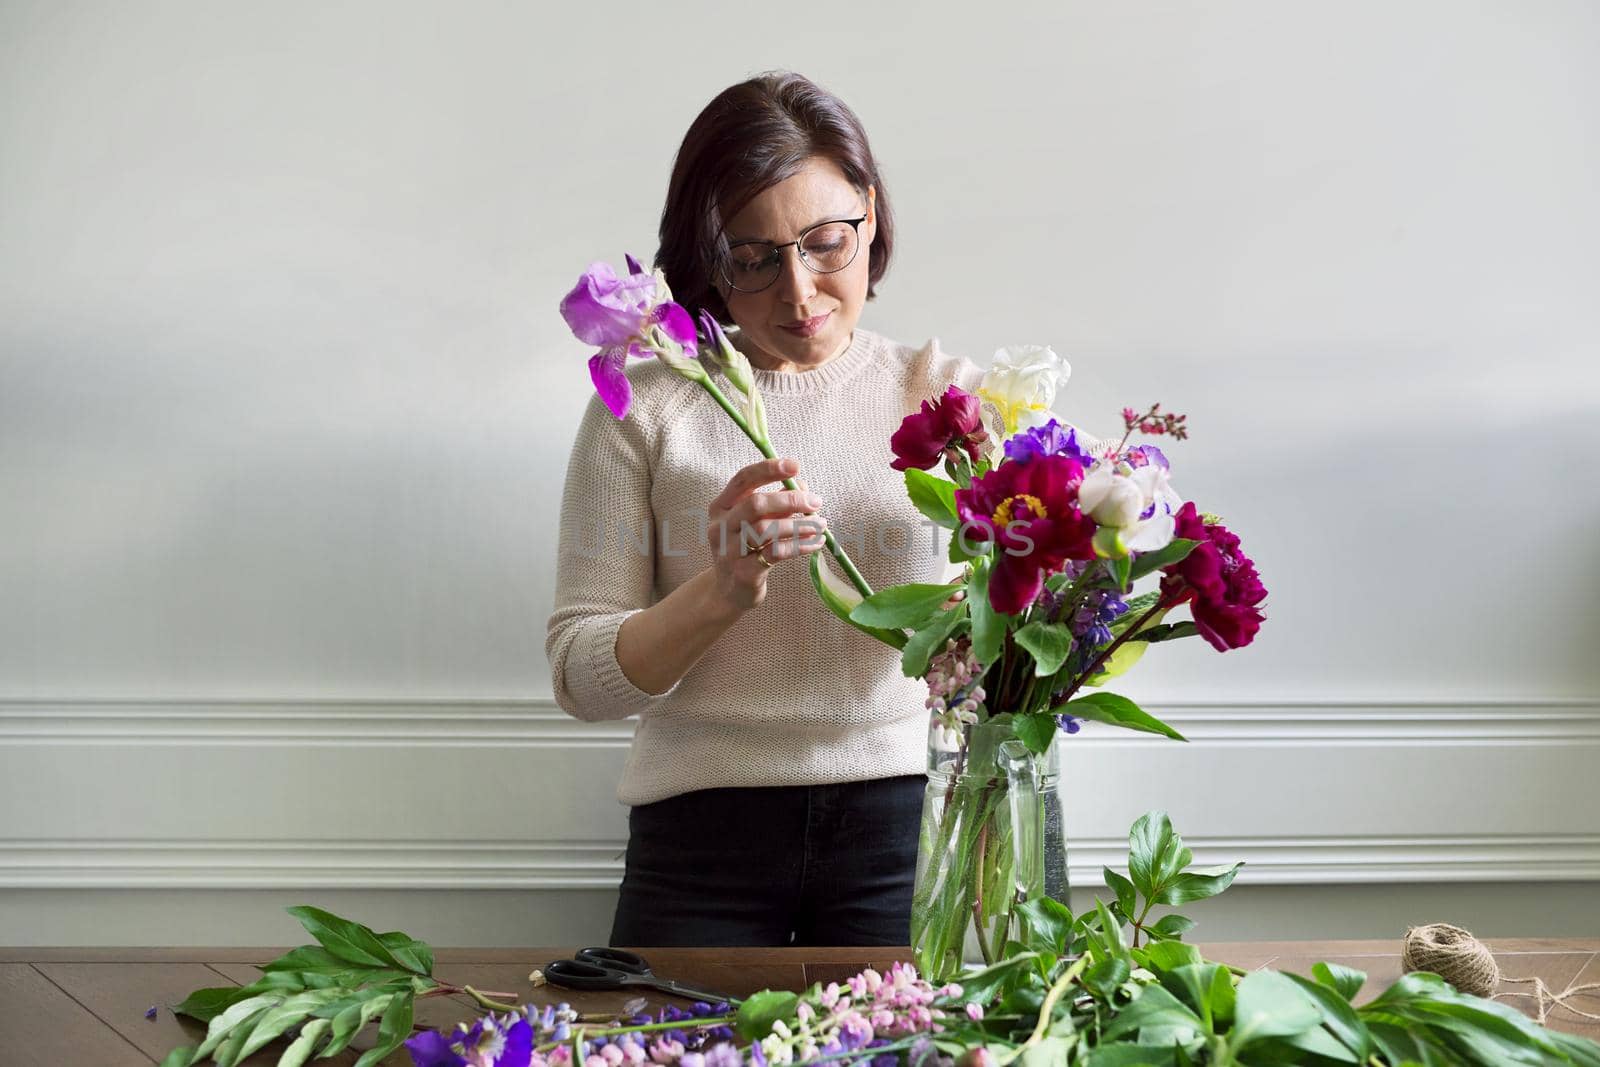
top-left (559, 256), bottom-right (698, 419)
top-left (403, 1029), bottom-right (466, 1067)
top-left (404, 1017), bottom-right (532, 1067)
top-left (1003, 418), bottom-right (1097, 468)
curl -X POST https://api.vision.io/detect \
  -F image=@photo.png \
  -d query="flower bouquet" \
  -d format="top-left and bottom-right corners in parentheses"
top-left (849, 353), bottom-right (1268, 983)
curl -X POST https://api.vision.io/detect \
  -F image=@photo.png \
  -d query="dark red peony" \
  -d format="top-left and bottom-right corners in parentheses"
top-left (1159, 502), bottom-right (1268, 651)
top-left (891, 386), bottom-right (990, 472)
top-left (954, 454), bottom-right (1098, 614)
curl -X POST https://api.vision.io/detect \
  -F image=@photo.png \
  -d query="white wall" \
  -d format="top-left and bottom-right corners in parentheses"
top-left (1, 0), bottom-right (1596, 945)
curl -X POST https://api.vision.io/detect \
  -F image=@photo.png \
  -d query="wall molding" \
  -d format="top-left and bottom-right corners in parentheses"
top-left (1, 834), bottom-right (1596, 889)
top-left (1, 697), bottom-right (1596, 745)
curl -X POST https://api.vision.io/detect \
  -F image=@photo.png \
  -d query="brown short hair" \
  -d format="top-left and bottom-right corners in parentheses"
top-left (654, 71), bottom-right (895, 324)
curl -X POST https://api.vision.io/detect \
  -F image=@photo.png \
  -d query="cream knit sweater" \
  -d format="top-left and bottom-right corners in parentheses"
top-left (546, 325), bottom-right (1087, 807)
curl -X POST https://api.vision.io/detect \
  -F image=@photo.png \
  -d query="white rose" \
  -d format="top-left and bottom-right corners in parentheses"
top-left (978, 344), bottom-right (1071, 437)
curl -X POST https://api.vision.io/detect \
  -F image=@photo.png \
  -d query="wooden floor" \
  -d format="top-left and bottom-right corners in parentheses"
top-left (2, 940), bottom-right (1595, 1065)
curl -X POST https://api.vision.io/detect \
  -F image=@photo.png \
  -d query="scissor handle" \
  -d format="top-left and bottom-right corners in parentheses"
top-left (575, 947), bottom-right (651, 975)
top-left (545, 957), bottom-right (630, 989)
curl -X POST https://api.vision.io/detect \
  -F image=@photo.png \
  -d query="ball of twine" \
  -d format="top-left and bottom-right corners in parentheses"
top-left (1401, 923), bottom-right (1500, 997)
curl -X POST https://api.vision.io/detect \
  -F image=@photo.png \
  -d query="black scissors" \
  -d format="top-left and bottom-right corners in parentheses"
top-left (545, 947), bottom-right (739, 1005)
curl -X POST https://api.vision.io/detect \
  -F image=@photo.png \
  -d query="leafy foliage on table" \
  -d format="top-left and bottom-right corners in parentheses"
top-left (905, 810), bottom-right (1600, 1066)
top-left (155, 813), bottom-right (1600, 1066)
top-left (158, 905), bottom-right (437, 1067)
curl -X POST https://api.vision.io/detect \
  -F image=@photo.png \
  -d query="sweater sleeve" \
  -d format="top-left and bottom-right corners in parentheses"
top-left (545, 391), bottom-right (682, 722)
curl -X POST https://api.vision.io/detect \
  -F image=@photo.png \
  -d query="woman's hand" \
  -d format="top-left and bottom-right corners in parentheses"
top-left (706, 456), bottom-right (828, 612)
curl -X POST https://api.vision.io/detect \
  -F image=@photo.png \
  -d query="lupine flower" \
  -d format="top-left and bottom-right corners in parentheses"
top-left (954, 454), bottom-right (1097, 614)
top-left (1159, 502), bottom-right (1267, 650)
top-left (559, 256), bottom-right (702, 419)
top-left (1054, 713), bottom-right (1082, 734)
top-left (890, 386), bottom-right (989, 472)
top-left (925, 637), bottom-right (985, 746)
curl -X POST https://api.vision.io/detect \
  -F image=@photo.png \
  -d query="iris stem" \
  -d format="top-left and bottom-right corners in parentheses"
top-left (695, 374), bottom-right (875, 600)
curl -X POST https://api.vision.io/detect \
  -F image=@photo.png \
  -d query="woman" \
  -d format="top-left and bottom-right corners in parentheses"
top-left (546, 71), bottom-right (985, 947)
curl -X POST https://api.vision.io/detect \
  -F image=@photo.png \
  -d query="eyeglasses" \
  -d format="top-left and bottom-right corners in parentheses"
top-left (716, 215), bottom-right (868, 294)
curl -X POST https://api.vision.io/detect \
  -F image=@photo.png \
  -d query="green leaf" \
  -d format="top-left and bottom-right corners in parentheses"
top-left (1082, 1044), bottom-right (1177, 1066)
top-left (376, 931), bottom-right (434, 976)
top-left (1154, 863), bottom-right (1245, 906)
top-left (1102, 867), bottom-right (1137, 918)
top-left (950, 953), bottom-right (1041, 1006)
top-left (1127, 811), bottom-right (1180, 900)
top-left (232, 989), bottom-right (345, 1062)
top-left (1138, 941), bottom-right (1203, 973)
top-left (1111, 590), bottom-right (1161, 627)
top-left (1312, 961), bottom-right (1367, 1001)
top-left (1013, 713), bottom-right (1058, 756)
top-left (318, 992), bottom-right (393, 1058)
top-left (353, 992), bottom-right (414, 1067)
top-left (1135, 622), bottom-right (1200, 644)
top-left (1067, 692), bottom-right (1186, 741)
top-left (968, 562), bottom-right (1004, 664)
top-left (1095, 898), bottom-right (1130, 962)
top-left (948, 527), bottom-right (982, 563)
top-left (808, 554), bottom-right (908, 650)
top-left (1551, 1031), bottom-right (1600, 1067)
top-left (1128, 538), bottom-right (1199, 582)
top-left (905, 468), bottom-right (959, 529)
top-left (214, 1005), bottom-right (270, 1067)
top-left (1284, 971), bottom-right (1372, 1060)
top-left (173, 985), bottom-right (249, 1023)
top-left (1014, 621), bottom-right (1073, 676)
top-left (1148, 914), bottom-right (1197, 941)
top-left (1160, 962), bottom-right (1234, 1031)
top-left (1366, 1020), bottom-right (1455, 1066)
top-left (1228, 970), bottom-right (1323, 1050)
top-left (735, 990), bottom-right (800, 1041)
top-left (285, 906), bottom-right (404, 971)
top-left (259, 946), bottom-right (350, 975)
top-left (193, 995), bottom-right (279, 1059)
top-left (158, 1048), bottom-right (196, 1067)
top-left (1082, 955), bottom-right (1132, 999)
top-left (900, 601), bottom-right (966, 678)
top-left (849, 582), bottom-right (955, 629)
top-left (1015, 897), bottom-right (1074, 955)
top-left (279, 1019), bottom-right (331, 1067)
top-left (1254, 1025), bottom-right (1364, 1064)
top-left (1099, 984), bottom-right (1204, 1042)
top-left (1018, 1036), bottom-right (1077, 1066)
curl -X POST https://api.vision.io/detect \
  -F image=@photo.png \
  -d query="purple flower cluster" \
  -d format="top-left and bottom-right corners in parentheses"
top-left (1071, 588), bottom-right (1129, 650)
top-left (749, 962), bottom-right (967, 1065)
top-left (1001, 418), bottom-right (1097, 468)
top-left (407, 963), bottom-right (966, 1067)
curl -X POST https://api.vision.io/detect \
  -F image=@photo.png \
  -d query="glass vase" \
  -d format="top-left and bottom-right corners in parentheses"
top-left (909, 712), bottom-right (1069, 983)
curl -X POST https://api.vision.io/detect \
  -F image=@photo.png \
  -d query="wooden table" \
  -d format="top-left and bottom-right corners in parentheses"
top-left (4, 940), bottom-right (1596, 1064)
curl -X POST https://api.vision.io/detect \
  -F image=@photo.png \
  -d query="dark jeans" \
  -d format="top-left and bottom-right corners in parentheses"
top-left (609, 774), bottom-right (926, 947)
